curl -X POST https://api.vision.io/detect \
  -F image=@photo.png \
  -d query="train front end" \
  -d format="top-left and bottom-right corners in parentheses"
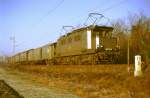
top-left (86, 25), bottom-right (119, 63)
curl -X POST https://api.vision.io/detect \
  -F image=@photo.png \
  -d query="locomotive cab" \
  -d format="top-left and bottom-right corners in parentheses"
top-left (86, 25), bottom-right (117, 52)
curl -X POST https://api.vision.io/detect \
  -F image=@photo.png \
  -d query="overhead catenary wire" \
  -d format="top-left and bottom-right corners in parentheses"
top-left (30, 0), bottom-right (127, 33)
top-left (20, 0), bottom-right (65, 52)
top-left (30, 0), bottom-right (65, 30)
top-left (102, 0), bottom-right (128, 12)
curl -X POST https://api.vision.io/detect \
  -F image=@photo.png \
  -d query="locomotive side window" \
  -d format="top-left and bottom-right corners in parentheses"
top-left (60, 39), bottom-right (66, 45)
top-left (68, 37), bottom-right (72, 43)
top-left (102, 30), bottom-right (112, 38)
top-left (102, 31), bottom-right (106, 37)
top-left (74, 34), bottom-right (81, 41)
top-left (108, 31), bottom-right (112, 38)
top-left (105, 31), bottom-right (110, 37)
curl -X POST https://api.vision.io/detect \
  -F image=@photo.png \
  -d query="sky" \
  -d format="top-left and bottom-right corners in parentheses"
top-left (0, 0), bottom-right (150, 56)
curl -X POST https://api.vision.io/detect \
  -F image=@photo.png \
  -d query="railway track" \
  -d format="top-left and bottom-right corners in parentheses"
top-left (0, 80), bottom-right (23, 98)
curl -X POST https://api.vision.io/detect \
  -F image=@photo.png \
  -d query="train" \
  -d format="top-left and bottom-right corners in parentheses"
top-left (8, 25), bottom-right (120, 65)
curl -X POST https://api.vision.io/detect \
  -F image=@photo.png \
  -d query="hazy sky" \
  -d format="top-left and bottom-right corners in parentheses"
top-left (0, 0), bottom-right (150, 56)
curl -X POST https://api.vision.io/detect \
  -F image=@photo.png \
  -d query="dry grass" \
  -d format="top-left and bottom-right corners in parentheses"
top-left (7, 64), bottom-right (150, 98)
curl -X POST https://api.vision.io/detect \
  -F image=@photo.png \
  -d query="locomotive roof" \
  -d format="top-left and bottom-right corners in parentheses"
top-left (73, 25), bottom-right (113, 32)
top-left (58, 25), bottom-right (113, 40)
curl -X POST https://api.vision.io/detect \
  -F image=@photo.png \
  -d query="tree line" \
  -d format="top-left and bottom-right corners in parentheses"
top-left (112, 12), bottom-right (150, 64)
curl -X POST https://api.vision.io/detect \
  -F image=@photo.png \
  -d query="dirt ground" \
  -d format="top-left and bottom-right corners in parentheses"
top-left (0, 64), bottom-right (82, 98)
top-left (1, 64), bottom-right (150, 98)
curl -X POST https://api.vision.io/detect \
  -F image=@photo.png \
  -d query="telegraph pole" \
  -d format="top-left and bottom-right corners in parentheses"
top-left (126, 29), bottom-right (130, 73)
top-left (10, 36), bottom-right (16, 54)
top-left (128, 36), bottom-right (130, 72)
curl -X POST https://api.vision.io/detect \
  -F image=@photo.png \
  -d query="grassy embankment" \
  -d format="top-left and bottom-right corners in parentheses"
top-left (7, 64), bottom-right (150, 98)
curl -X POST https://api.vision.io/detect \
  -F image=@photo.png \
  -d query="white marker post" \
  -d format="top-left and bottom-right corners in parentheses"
top-left (134, 55), bottom-right (142, 77)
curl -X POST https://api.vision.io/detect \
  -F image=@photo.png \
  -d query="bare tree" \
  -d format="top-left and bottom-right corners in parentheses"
top-left (112, 20), bottom-right (128, 63)
top-left (130, 13), bottom-right (150, 71)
